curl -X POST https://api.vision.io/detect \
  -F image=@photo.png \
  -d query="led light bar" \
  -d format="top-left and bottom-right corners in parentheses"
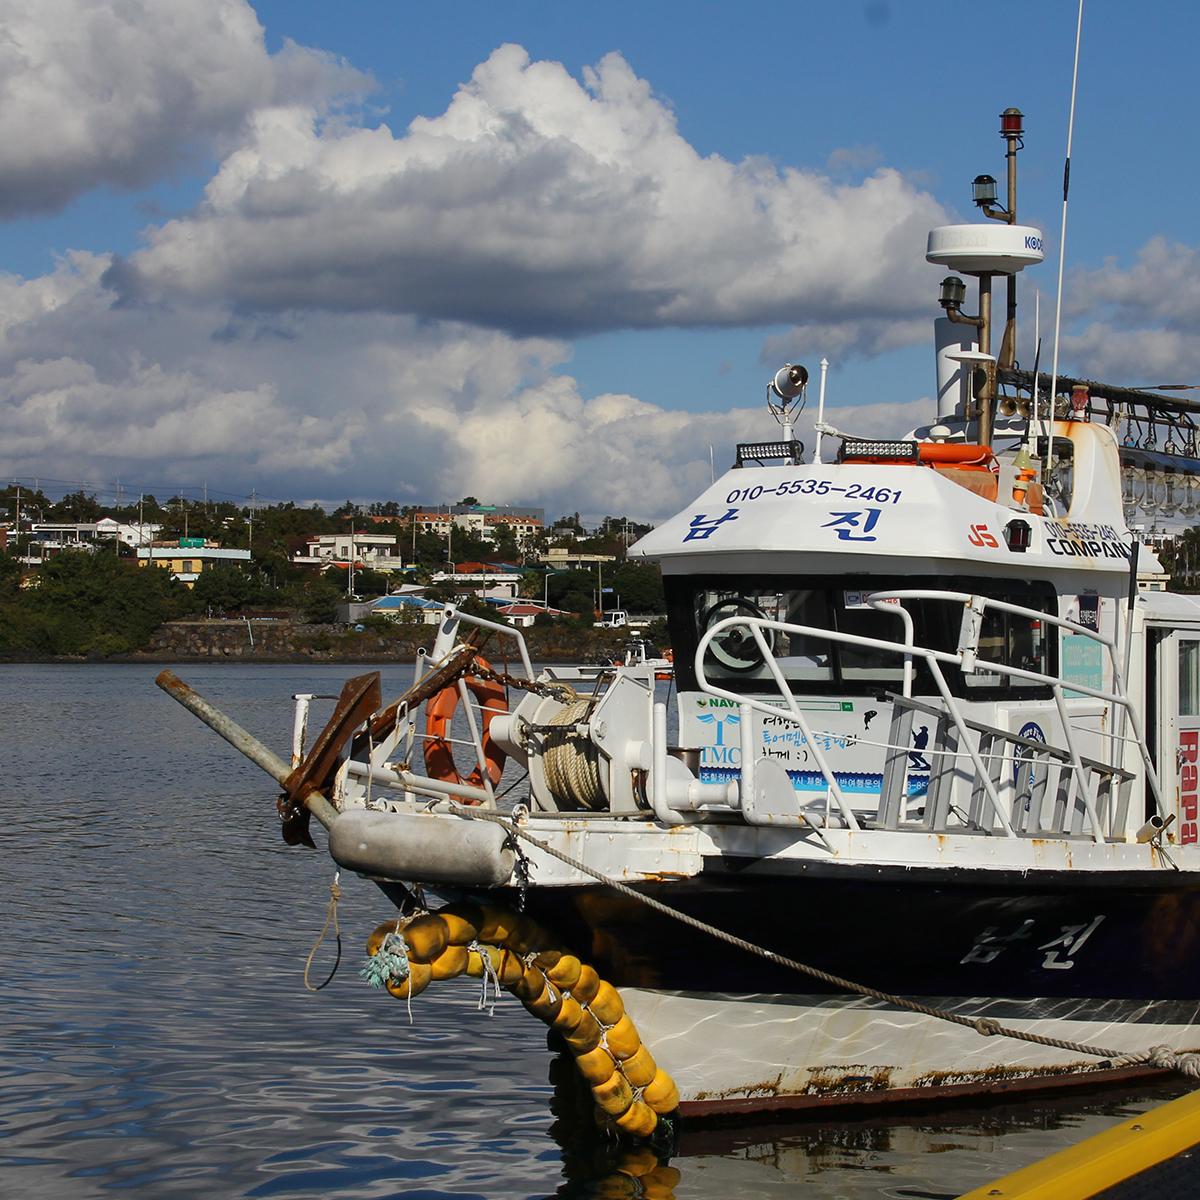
top-left (837, 440), bottom-right (920, 462)
top-left (735, 440), bottom-right (804, 467)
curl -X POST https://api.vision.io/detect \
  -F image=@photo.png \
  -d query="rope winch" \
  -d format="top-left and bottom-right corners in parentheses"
top-left (538, 700), bottom-right (605, 810)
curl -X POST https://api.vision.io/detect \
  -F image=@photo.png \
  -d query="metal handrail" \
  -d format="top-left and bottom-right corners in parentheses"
top-left (870, 589), bottom-right (1165, 826)
top-left (695, 588), bottom-right (1166, 841)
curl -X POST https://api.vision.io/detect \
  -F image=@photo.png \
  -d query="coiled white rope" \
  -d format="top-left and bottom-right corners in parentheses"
top-left (541, 700), bottom-right (604, 810)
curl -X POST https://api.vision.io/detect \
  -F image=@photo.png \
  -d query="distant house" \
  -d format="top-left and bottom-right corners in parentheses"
top-left (539, 547), bottom-right (616, 568)
top-left (137, 538), bottom-right (251, 587)
top-left (430, 565), bottom-right (522, 601)
top-left (18, 519), bottom-right (162, 563)
top-left (495, 601), bottom-right (554, 628)
top-left (96, 518), bottom-right (162, 547)
top-left (410, 504), bottom-right (544, 549)
top-left (368, 594), bottom-right (444, 625)
top-left (292, 532), bottom-right (406, 573)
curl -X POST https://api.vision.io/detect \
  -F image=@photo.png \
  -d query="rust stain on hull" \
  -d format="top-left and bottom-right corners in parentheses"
top-left (678, 1061), bottom-right (1169, 1120)
top-left (694, 1065), bottom-right (894, 1104)
top-left (911, 1061), bottom-right (1097, 1090)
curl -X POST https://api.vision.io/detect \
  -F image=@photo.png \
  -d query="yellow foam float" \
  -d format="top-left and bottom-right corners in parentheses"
top-left (364, 903), bottom-right (680, 1136)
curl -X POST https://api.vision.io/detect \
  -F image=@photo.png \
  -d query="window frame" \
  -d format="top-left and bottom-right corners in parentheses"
top-left (665, 572), bottom-right (1059, 701)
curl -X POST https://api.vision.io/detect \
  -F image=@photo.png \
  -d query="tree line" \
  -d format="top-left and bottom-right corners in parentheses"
top-left (0, 488), bottom-right (664, 656)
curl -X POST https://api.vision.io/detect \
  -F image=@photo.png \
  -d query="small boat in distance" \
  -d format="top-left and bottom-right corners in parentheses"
top-left (608, 637), bottom-right (672, 679)
top-left (161, 106), bottom-right (1200, 1128)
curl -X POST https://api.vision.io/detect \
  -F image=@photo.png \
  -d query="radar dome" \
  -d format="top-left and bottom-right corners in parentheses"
top-left (926, 224), bottom-right (1045, 274)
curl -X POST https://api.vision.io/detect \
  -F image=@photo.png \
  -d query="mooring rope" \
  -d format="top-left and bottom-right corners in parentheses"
top-left (303, 872), bottom-right (343, 992)
top-left (452, 806), bottom-right (1200, 1080)
top-left (539, 700), bottom-right (604, 810)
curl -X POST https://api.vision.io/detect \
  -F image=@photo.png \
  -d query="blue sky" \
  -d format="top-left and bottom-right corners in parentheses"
top-left (2, 1), bottom-right (1197, 519)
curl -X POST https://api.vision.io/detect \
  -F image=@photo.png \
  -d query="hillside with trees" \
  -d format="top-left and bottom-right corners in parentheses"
top-left (0, 486), bottom-right (666, 658)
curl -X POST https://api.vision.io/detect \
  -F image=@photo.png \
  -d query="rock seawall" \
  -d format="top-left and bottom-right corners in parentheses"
top-left (136, 619), bottom-right (642, 663)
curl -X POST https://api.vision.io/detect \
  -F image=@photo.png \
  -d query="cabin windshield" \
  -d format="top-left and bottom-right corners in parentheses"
top-left (664, 573), bottom-right (1056, 699)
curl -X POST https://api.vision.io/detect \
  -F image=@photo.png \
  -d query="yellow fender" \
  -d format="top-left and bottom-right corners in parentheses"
top-left (365, 902), bottom-right (680, 1136)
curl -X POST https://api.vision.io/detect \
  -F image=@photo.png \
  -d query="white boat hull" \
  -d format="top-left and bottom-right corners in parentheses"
top-left (620, 988), bottom-right (1199, 1114)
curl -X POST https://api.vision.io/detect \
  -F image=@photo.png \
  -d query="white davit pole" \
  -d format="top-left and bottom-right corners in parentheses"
top-left (814, 357), bottom-right (829, 462)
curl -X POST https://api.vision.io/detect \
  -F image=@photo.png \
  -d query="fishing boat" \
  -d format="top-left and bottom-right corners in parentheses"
top-left (160, 107), bottom-right (1200, 1127)
top-left (609, 637), bottom-right (673, 679)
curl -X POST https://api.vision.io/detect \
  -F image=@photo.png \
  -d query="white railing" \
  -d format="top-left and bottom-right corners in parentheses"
top-left (310, 604), bottom-right (536, 812)
top-left (694, 590), bottom-right (1166, 843)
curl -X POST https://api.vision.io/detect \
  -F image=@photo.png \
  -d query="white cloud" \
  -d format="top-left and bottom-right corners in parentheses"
top-left (0, 254), bottom-right (936, 522)
top-left (112, 43), bottom-right (949, 341)
top-left (1059, 238), bottom-right (1200, 381)
top-left (0, 0), bottom-right (370, 218)
top-left (762, 316), bottom-right (930, 363)
top-left (1071, 238), bottom-right (1200, 323)
top-left (0, 30), bottom-right (967, 522)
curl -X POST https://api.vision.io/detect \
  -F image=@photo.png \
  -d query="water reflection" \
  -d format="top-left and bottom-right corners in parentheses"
top-left (545, 1059), bottom-right (1187, 1199)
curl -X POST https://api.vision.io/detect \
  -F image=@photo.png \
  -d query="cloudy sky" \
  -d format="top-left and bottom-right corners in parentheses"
top-left (2, 0), bottom-right (1197, 521)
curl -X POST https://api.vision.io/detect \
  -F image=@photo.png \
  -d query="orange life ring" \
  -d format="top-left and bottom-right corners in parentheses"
top-left (423, 656), bottom-right (508, 794)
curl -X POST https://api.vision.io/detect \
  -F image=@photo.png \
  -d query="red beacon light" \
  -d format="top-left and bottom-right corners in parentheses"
top-left (1000, 108), bottom-right (1024, 138)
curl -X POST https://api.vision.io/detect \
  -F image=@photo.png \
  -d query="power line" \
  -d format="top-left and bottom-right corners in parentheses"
top-left (2, 474), bottom-right (293, 507)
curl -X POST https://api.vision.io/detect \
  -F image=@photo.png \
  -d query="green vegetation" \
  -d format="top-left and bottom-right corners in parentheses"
top-left (0, 485), bottom-right (666, 657)
top-left (0, 551), bottom-right (191, 656)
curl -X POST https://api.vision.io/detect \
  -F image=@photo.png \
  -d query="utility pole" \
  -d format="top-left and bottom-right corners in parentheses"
top-left (10, 481), bottom-right (22, 561)
top-left (247, 489), bottom-right (256, 550)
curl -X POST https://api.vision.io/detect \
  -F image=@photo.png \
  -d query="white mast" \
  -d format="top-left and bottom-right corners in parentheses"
top-left (1047, 0), bottom-right (1086, 449)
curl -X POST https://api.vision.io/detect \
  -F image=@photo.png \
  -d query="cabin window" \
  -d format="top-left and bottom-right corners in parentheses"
top-left (681, 579), bottom-right (916, 692)
top-left (695, 586), bottom-right (834, 682)
top-left (1181, 640), bottom-right (1200, 716)
top-left (965, 606), bottom-right (1050, 689)
top-left (666, 573), bottom-right (1057, 699)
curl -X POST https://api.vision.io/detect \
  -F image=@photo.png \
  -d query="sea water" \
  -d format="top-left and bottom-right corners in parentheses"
top-left (0, 663), bottom-right (1186, 1198)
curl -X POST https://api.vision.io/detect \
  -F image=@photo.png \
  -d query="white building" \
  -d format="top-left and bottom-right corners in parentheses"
top-left (538, 548), bottom-right (617, 568)
top-left (430, 568), bottom-right (522, 601)
top-left (96, 518), bottom-right (163, 547)
top-left (17, 519), bottom-right (164, 563)
top-left (137, 541), bottom-right (252, 587)
top-left (293, 532), bottom-right (406, 572)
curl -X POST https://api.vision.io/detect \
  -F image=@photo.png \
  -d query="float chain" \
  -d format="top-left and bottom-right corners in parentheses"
top-left (362, 901), bottom-right (679, 1138)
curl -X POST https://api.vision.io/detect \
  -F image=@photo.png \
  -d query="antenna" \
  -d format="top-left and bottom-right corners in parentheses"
top-left (1047, 0), bottom-right (1086, 468)
top-left (1030, 288), bottom-right (1041, 431)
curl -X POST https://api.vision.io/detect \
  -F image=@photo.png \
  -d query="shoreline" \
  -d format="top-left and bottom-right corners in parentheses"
top-left (0, 617), bottom-right (652, 666)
